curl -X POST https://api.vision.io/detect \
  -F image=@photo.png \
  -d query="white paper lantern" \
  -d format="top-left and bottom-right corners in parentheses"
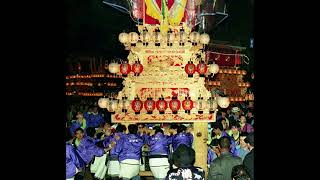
top-left (207, 97), bottom-right (218, 113)
top-left (119, 33), bottom-right (129, 44)
top-left (179, 31), bottom-right (187, 43)
top-left (141, 31), bottom-right (151, 42)
top-left (200, 33), bottom-right (210, 44)
top-left (107, 98), bottom-right (118, 112)
top-left (189, 32), bottom-right (200, 43)
top-left (217, 97), bottom-right (230, 108)
top-left (196, 97), bottom-right (207, 113)
top-left (98, 98), bottom-right (109, 109)
top-left (129, 32), bottom-right (139, 44)
top-left (167, 32), bottom-right (175, 43)
top-left (108, 62), bottom-right (120, 73)
top-left (208, 63), bottom-right (219, 74)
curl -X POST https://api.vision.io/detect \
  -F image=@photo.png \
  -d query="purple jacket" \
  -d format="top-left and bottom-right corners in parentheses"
top-left (69, 121), bottom-right (84, 136)
top-left (207, 148), bottom-right (217, 165)
top-left (104, 132), bottom-right (126, 159)
top-left (172, 132), bottom-right (193, 151)
top-left (75, 136), bottom-right (104, 165)
top-left (146, 133), bottom-right (172, 156)
top-left (118, 134), bottom-right (144, 162)
top-left (86, 113), bottom-right (104, 128)
top-left (66, 144), bottom-right (80, 179)
top-left (240, 123), bottom-right (254, 133)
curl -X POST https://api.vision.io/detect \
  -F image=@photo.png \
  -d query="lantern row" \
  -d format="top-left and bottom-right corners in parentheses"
top-left (66, 82), bottom-right (118, 87)
top-left (218, 69), bottom-right (247, 75)
top-left (98, 96), bottom-right (230, 115)
top-left (119, 28), bottom-right (210, 47)
top-left (206, 81), bottom-right (221, 86)
top-left (66, 92), bottom-right (104, 96)
top-left (66, 74), bottom-right (122, 79)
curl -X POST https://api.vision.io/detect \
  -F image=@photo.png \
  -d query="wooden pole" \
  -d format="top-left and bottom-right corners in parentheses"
top-left (193, 122), bottom-right (208, 178)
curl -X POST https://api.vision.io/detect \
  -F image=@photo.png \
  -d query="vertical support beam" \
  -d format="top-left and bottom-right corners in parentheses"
top-left (193, 122), bottom-right (208, 177)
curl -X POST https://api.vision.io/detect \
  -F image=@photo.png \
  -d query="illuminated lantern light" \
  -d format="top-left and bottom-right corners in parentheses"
top-left (132, 60), bottom-right (143, 76)
top-left (223, 69), bottom-right (228, 73)
top-left (219, 70), bottom-right (223, 73)
top-left (233, 69), bottom-right (237, 74)
top-left (120, 96), bottom-right (131, 113)
top-left (169, 96), bottom-right (181, 114)
top-left (200, 33), bottom-right (210, 45)
top-left (144, 97), bottom-right (156, 114)
top-left (246, 83), bottom-right (250, 87)
top-left (237, 70), bottom-right (241, 75)
top-left (217, 97), bottom-right (230, 108)
top-left (131, 96), bottom-right (143, 114)
top-left (238, 83), bottom-right (242, 87)
top-left (196, 96), bottom-right (207, 114)
top-left (66, 83), bottom-right (69, 86)
top-left (107, 97), bottom-right (118, 114)
top-left (189, 31), bottom-right (200, 46)
top-left (119, 32), bottom-right (129, 44)
top-left (98, 97), bottom-right (108, 109)
top-left (156, 96), bottom-right (167, 114)
top-left (228, 69), bottom-right (233, 74)
top-left (120, 61), bottom-right (131, 77)
top-left (108, 62), bottom-right (120, 74)
top-left (242, 70), bottom-right (247, 75)
top-left (129, 32), bottom-right (139, 46)
top-left (207, 97), bottom-right (218, 114)
top-left (218, 81), bottom-right (221, 86)
top-left (196, 60), bottom-right (208, 77)
top-left (185, 61), bottom-right (196, 77)
top-left (182, 96), bottom-right (193, 114)
top-left (208, 63), bottom-right (219, 75)
top-left (167, 29), bottom-right (174, 46)
top-left (179, 28), bottom-right (187, 46)
top-left (154, 28), bottom-right (161, 46)
top-left (230, 97), bottom-right (234, 102)
top-left (141, 27), bottom-right (151, 46)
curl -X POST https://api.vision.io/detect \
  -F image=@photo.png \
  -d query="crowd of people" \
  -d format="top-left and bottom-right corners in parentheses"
top-left (66, 104), bottom-right (254, 180)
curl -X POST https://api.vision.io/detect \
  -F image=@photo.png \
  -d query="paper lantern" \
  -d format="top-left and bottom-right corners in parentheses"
top-left (179, 28), bottom-right (187, 46)
top-left (156, 96), bottom-right (167, 114)
top-left (129, 32), bottom-right (139, 46)
top-left (182, 96), bottom-right (193, 114)
top-left (196, 61), bottom-right (208, 77)
top-left (131, 96), bottom-right (143, 114)
top-left (98, 97), bottom-right (108, 109)
top-left (189, 31), bottom-right (200, 45)
top-left (120, 96), bottom-right (130, 113)
top-left (208, 63), bottom-right (219, 74)
top-left (119, 33), bottom-right (129, 44)
top-left (207, 97), bottom-right (218, 114)
top-left (200, 33), bottom-right (210, 45)
top-left (108, 62), bottom-right (120, 74)
top-left (167, 30), bottom-right (174, 46)
top-left (144, 97), bottom-right (156, 114)
top-left (120, 61), bottom-right (131, 77)
top-left (107, 98), bottom-right (118, 113)
top-left (132, 60), bottom-right (143, 76)
top-left (185, 61), bottom-right (196, 77)
top-left (169, 97), bottom-right (181, 114)
top-left (196, 97), bottom-right (207, 114)
top-left (141, 28), bottom-right (151, 46)
top-left (217, 97), bottom-right (230, 108)
top-left (154, 28), bottom-right (161, 46)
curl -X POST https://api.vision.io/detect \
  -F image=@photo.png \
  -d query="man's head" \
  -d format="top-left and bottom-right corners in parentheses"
top-left (221, 111), bottom-right (227, 118)
top-left (212, 122), bottom-right (224, 135)
top-left (76, 112), bottom-right (83, 119)
top-left (154, 126), bottom-right (164, 134)
top-left (177, 124), bottom-right (187, 134)
top-left (231, 165), bottom-right (250, 180)
top-left (92, 106), bottom-right (98, 113)
top-left (244, 133), bottom-right (254, 150)
top-left (240, 115), bottom-right (246, 124)
top-left (172, 144), bottom-right (195, 168)
top-left (210, 138), bottom-right (220, 155)
top-left (218, 136), bottom-right (231, 151)
top-left (247, 111), bottom-right (253, 118)
top-left (170, 124), bottom-right (179, 134)
top-left (220, 118), bottom-right (229, 130)
top-left (74, 128), bottom-right (84, 140)
top-left (86, 127), bottom-right (96, 138)
top-left (116, 124), bottom-right (127, 133)
top-left (128, 124), bottom-right (138, 134)
top-left (104, 122), bottom-right (111, 130)
top-left (230, 121), bottom-right (240, 135)
top-left (239, 132), bottom-right (249, 149)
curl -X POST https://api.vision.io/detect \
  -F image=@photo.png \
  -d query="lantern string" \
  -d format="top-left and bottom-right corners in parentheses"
top-left (206, 51), bottom-right (250, 65)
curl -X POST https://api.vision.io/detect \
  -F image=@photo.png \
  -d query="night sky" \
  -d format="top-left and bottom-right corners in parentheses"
top-left (66, 0), bottom-right (253, 57)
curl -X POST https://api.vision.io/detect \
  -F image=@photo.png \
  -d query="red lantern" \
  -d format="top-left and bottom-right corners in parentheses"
top-left (196, 61), bottom-right (208, 77)
top-left (144, 97), bottom-right (156, 114)
top-left (120, 62), bottom-right (131, 77)
top-left (132, 60), bottom-right (143, 76)
top-left (169, 96), bottom-right (181, 114)
top-left (131, 96), bottom-right (143, 114)
top-left (185, 61), bottom-right (196, 77)
top-left (182, 96), bottom-right (193, 114)
top-left (156, 96), bottom-right (167, 114)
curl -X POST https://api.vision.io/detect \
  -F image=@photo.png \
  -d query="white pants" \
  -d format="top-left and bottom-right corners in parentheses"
top-left (90, 154), bottom-right (108, 179)
top-left (149, 158), bottom-right (170, 179)
top-left (119, 159), bottom-right (140, 179)
top-left (108, 160), bottom-right (120, 176)
top-left (66, 178), bottom-right (74, 180)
